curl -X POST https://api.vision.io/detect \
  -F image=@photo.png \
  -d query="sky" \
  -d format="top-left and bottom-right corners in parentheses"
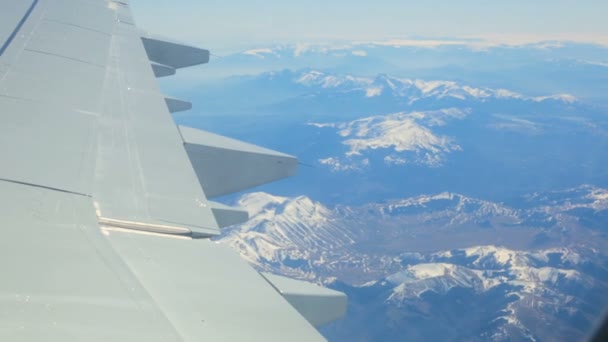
top-left (130, 0), bottom-right (608, 51)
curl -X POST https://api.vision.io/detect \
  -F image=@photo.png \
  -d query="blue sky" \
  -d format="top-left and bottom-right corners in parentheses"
top-left (130, 0), bottom-right (607, 51)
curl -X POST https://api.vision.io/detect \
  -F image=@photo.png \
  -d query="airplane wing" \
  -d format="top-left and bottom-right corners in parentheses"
top-left (0, 1), bottom-right (346, 341)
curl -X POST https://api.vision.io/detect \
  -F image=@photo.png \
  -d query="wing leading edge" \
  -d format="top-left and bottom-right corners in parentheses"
top-left (0, 0), bottom-right (346, 341)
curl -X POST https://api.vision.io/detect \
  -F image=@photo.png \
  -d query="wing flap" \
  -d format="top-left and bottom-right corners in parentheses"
top-left (92, 20), bottom-right (221, 238)
top-left (103, 229), bottom-right (327, 342)
top-left (0, 182), bottom-right (182, 342)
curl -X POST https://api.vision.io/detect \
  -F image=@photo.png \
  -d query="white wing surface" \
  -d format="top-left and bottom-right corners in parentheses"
top-left (0, 1), bottom-right (346, 341)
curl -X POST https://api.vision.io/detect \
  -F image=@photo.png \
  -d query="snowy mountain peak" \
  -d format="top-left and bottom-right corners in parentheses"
top-left (522, 184), bottom-right (608, 212)
top-left (312, 109), bottom-right (468, 168)
top-left (389, 263), bottom-right (462, 282)
top-left (382, 245), bottom-right (596, 302)
top-left (463, 245), bottom-right (523, 267)
top-left (237, 191), bottom-right (290, 216)
top-left (295, 69), bottom-right (371, 89)
top-left (235, 192), bottom-right (333, 233)
top-left (215, 186), bottom-right (608, 340)
top-left (387, 192), bottom-right (510, 211)
top-left (386, 263), bottom-right (485, 299)
top-left (242, 48), bottom-right (278, 58)
top-left (290, 69), bottom-right (577, 104)
top-left (221, 193), bottom-right (355, 275)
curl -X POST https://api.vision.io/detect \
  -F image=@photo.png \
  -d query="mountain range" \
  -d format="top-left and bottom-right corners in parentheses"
top-left (217, 185), bottom-right (608, 341)
top-left (180, 67), bottom-right (608, 205)
top-left (183, 41), bottom-right (608, 105)
top-left (172, 39), bottom-right (608, 341)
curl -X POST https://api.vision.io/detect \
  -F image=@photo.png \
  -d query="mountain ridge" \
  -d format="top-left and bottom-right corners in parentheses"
top-left (217, 186), bottom-right (608, 341)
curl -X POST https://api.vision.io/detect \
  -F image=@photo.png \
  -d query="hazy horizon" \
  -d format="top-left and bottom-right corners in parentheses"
top-left (130, 1), bottom-right (608, 52)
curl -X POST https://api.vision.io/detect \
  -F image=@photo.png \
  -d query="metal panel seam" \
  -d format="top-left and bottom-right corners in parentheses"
top-left (0, 0), bottom-right (39, 56)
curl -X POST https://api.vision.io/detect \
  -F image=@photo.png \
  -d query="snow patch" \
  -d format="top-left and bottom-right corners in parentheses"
top-left (319, 157), bottom-right (369, 172)
top-left (242, 48), bottom-right (276, 58)
top-left (365, 86), bottom-right (383, 97)
top-left (533, 94), bottom-right (577, 104)
top-left (384, 155), bottom-right (407, 165)
top-left (464, 245), bottom-right (516, 266)
top-left (313, 109), bottom-right (466, 169)
top-left (292, 70), bottom-right (578, 105)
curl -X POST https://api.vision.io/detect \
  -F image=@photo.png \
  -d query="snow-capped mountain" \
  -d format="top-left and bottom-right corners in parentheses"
top-left (310, 108), bottom-right (468, 168)
top-left (185, 61), bottom-right (607, 205)
top-left (287, 68), bottom-right (579, 172)
top-left (384, 245), bottom-right (597, 301)
top-left (193, 69), bottom-right (585, 173)
top-left (196, 41), bottom-right (608, 105)
top-left (219, 185), bottom-right (607, 279)
top-left (198, 68), bottom-right (579, 114)
top-left (177, 39), bottom-right (608, 341)
top-left (220, 192), bottom-right (355, 278)
top-left (326, 245), bottom-right (606, 342)
top-left (293, 70), bottom-right (577, 104)
top-left (217, 186), bottom-right (608, 341)
top-left (181, 38), bottom-right (608, 341)
top-left (239, 69), bottom-right (578, 110)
